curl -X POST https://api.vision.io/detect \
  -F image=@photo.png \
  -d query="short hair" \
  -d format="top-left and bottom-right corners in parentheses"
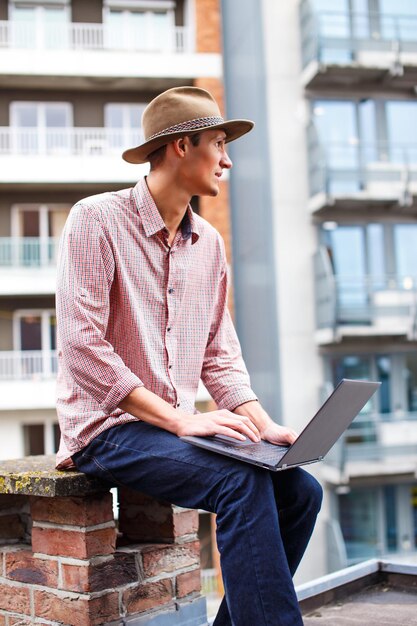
top-left (148, 132), bottom-right (202, 171)
top-left (148, 144), bottom-right (167, 171)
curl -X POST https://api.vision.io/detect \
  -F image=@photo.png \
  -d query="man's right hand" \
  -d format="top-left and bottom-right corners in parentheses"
top-left (176, 410), bottom-right (260, 442)
top-left (119, 387), bottom-right (260, 443)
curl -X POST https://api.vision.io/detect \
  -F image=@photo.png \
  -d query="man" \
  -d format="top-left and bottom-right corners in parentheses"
top-left (56, 86), bottom-right (322, 626)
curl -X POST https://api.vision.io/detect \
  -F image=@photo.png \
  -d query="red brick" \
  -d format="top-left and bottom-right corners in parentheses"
top-left (176, 569), bottom-right (201, 598)
top-left (61, 552), bottom-right (138, 593)
top-left (0, 615), bottom-right (6, 625)
top-left (123, 579), bottom-right (173, 615)
top-left (173, 510), bottom-right (199, 537)
top-left (34, 589), bottom-right (119, 626)
top-left (31, 493), bottom-right (113, 527)
top-left (141, 541), bottom-right (200, 577)
top-left (32, 525), bottom-right (116, 558)
top-left (9, 618), bottom-right (31, 626)
top-left (0, 514), bottom-right (25, 540)
top-left (119, 491), bottom-right (198, 543)
top-left (0, 582), bottom-right (30, 613)
top-left (5, 549), bottom-right (59, 587)
top-left (195, 0), bottom-right (221, 53)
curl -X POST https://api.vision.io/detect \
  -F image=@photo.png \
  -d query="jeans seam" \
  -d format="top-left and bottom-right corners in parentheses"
top-left (78, 450), bottom-right (127, 488)
top-left (94, 435), bottom-right (233, 479)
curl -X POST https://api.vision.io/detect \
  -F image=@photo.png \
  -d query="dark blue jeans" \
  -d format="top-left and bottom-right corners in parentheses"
top-left (72, 421), bottom-right (322, 626)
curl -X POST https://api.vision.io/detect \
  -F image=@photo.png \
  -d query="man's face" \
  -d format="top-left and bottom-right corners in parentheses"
top-left (182, 129), bottom-right (232, 197)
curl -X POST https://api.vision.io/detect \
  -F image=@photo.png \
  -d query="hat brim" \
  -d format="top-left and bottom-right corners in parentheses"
top-left (122, 119), bottom-right (254, 164)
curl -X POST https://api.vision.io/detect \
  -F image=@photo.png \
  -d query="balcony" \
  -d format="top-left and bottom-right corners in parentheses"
top-left (322, 410), bottom-right (417, 484)
top-left (300, 3), bottom-right (417, 91)
top-left (0, 237), bottom-right (59, 295)
top-left (0, 127), bottom-right (148, 186)
top-left (307, 135), bottom-right (417, 214)
top-left (0, 21), bottom-right (221, 89)
top-left (314, 247), bottom-right (417, 344)
top-left (0, 350), bottom-right (57, 411)
top-left (0, 350), bottom-right (212, 411)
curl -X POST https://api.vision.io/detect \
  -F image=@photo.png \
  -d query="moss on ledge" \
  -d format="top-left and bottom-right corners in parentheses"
top-left (0, 455), bottom-right (109, 497)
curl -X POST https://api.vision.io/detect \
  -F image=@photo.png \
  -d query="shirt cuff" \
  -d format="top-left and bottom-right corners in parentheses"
top-left (99, 372), bottom-right (144, 414)
top-left (216, 387), bottom-right (258, 412)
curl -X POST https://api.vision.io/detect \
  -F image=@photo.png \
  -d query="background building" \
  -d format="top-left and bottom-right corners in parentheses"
top-left (222, 0), bottom-right (417, 583)
top-left (0, 0), bottom-right (232, 603)
top-left (0, 0), bottom-right (231, 456)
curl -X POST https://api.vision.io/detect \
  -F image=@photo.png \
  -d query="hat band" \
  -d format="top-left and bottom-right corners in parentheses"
top-left (146, 116), bottom-right (225, 142)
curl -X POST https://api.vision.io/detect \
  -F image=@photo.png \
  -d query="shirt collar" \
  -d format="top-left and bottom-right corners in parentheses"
top-left (133, 177), bottom-right (200, 244)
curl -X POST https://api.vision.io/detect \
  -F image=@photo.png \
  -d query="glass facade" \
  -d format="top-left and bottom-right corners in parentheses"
top-left (319, 222), bottom-right (417, 327)
top-left (310, 98), bottom-right (417, 196)
top-left (328, 353), bottom-right (417, 416)
top-left (302, 0), bottom-right (417, 67)
top-left (338, 484), bottom-right (417, 563)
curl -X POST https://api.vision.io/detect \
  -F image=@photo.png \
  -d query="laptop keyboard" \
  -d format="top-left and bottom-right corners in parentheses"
top-left (219, 441), bottom-right (289, 463)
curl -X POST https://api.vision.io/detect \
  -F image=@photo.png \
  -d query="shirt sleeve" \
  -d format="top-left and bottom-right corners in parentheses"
top-left (56, 202), bottom-right (144, 413)
top-left (200, 235), bottom-right (258, 410)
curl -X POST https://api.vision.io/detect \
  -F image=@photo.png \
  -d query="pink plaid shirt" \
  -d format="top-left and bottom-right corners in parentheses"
top-left (56, 177), bottom-right (257, 468)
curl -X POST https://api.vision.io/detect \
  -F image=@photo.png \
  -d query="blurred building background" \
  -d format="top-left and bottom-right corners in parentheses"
top-left (222, 0), bottom-right (417, 584)
top-left (0, 0), bottom-right (227, 604)
top-left (1, 0), bottom-right (417, 606)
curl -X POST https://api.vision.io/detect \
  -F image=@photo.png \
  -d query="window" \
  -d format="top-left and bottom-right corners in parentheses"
top-left (311, 98), bottom-right (417, 194)
top-left (379, 0), bottom-right (417, 40)
top-left (312, 100), bottom-right (363, 193)
top-left (338, 484), bottom-right (417, 563)
top-left (23, 424), bottom-right (45, 455)
top-left (322, 223), bottom-right (385, 318)
top-left (330, 355), bottom-right (376, 441)
top-left (13, 310), bottom-right (57, 378)
top-left (104, 103), bottom-right (145, 151)
top-left (104, 3), bottom-right (175, 52)
top-left (11, 204), bottom-right (70, 266)
top-left (386, 102), bottom-right (417, 164)
top-left (10, 2), bottom-right (70, 49)
top-left (339, 488), bottom-right (379, 562)
top-left (22, 422), bottom-right (61, 456)
top-left (10, 102), bottom-right (73, 155)
top-left (328, 352), bottom-right (417, 417)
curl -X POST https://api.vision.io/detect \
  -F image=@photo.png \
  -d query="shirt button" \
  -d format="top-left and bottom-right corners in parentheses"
top-left (167, 327), bottom-right (171, 332)
top-left (176, 402), bottom-right (181, 408)
top-left (169, 365), bottom-right (173, 369)
top-left (168, 288), bottom-right (174, 294)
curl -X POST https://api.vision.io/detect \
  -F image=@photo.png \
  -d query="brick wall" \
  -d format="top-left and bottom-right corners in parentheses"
top-left (0, 486), bottom-right (204, 625)
top-left (195, 0), bottom-right (222, 54)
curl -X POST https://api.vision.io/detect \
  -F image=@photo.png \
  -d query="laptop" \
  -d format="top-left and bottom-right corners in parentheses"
top-left (181, 379), bottom-right (380, 471)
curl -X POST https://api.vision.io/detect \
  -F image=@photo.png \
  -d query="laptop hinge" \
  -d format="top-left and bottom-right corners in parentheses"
top-left (281, 464), bottom-right (287, 469)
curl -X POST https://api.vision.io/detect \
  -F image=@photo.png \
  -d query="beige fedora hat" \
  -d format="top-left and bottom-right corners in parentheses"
top-left (122, 86), bottom-right (254, 164)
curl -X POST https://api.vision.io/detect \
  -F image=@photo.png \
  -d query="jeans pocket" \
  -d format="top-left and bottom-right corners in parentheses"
top-left (73, 450), bottom-right (121, 489)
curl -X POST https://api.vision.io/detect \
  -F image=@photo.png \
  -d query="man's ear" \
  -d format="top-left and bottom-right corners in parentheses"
top-left (172, 137), bottom-right (187, 158)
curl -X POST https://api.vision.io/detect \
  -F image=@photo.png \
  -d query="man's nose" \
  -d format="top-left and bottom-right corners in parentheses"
top-left (221, 150), bottom-right (232, 169)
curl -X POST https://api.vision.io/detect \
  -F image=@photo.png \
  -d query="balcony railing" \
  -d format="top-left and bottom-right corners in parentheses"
top-left (314, 247), bottom-right (417, 334)
top-left (308, 131), bottom-right (417, 199)
top-left (324, 410), bottom-right (417, 470)
top-left (0, 237), bottom-right (59, 267)
top-left (0, 21), bottom-right (189, 53)
top-left (0, 127), bottom-right (143, 157)
top-left (300, 3), bottom-right (417, 69)
top-left (0, 350), bottom-right (57, 381)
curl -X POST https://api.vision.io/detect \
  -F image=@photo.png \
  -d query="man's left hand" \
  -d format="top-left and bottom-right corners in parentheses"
top-left (260, 422), bottom-right (298, 446)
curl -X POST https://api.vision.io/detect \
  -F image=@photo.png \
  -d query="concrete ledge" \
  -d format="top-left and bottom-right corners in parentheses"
top-left (0, 454), bottom-right (110, 497)
top-left (124, 597), bottom-right (208, 626)
top-left (297, 559), bottom-right (417, 615)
